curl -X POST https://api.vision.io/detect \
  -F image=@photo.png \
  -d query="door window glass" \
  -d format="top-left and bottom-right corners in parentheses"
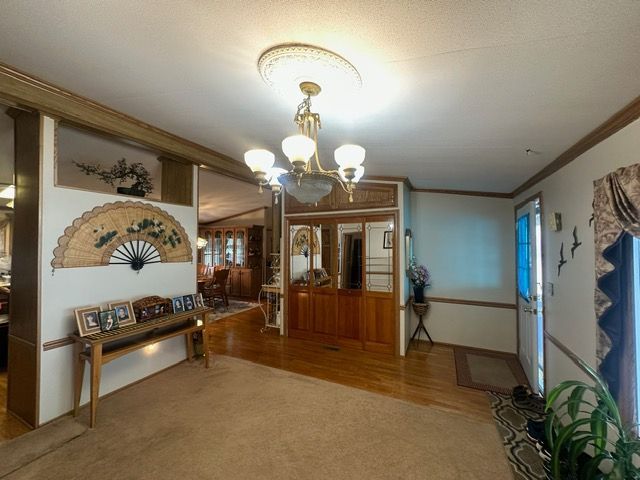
top-left (365, 220), bottom-right (394, 292)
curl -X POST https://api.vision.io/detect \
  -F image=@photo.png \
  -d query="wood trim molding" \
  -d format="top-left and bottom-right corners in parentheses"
top-left (42, 337), bottom-right (74, 351)
top-left (545, 331), bottom-right (591, 377)
top-left (413, 188), bottom-right (512, 199)
top-left (512, 95), bottom-right (640, 197)
top-left (0, 62), bottom-right (255, 184)
top-left (427, 296), bottom-right (517, 310)
top-left (201, 206), bottom-right (267, 226)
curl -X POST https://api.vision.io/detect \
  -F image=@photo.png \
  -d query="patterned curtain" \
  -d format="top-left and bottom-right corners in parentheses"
top-left (593, 163), bottom-right (640, 422)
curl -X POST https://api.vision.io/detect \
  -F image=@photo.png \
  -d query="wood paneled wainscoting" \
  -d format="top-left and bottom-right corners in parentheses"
top-left (285, 214), bottom-right (398, 354)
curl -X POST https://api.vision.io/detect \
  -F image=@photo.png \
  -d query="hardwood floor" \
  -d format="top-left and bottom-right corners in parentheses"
top-left (207, 307), bottom-right (494, 423)
top-left (0, 371), bottom-right (31, 442)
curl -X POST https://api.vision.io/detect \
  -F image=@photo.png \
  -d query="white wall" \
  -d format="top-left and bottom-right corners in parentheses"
top-left (409, 192), bottom-right (517, 352)
top-left (514, 118), bottom-right (640, 391)
top-left (38, 117), bottom-right (198, 424)
top-left (56, 124), bottom-right (163, 201)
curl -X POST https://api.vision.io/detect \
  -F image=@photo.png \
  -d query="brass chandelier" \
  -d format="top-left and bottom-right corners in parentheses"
top-left (244, 45), bottom-right (365, 205)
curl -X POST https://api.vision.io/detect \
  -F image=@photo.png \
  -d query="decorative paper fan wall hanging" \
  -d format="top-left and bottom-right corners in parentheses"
top-left (51, 201), bottom-right (193, 271)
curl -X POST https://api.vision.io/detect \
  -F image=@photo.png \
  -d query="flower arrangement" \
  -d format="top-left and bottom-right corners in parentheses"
top-left (408, 257), bottom-right (431, 288)
top-left (74, 158), bottom-right (154, 195)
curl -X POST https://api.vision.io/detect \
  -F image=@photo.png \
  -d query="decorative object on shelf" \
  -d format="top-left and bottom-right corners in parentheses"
top-left (98, 309), bottom-right (119, 332)
top-left (244, 44), bottom-right (366, 205)
top-left (74, 305), bottom-right (102, 337)
top-left (73, 158), bottom-right (153, 197)
top-left (292, 226), bottom-right (320, 256)
top-left (557, 242), bottom-right (567, 277)
top-left (570, 226), bottom-right (582, 258)
top-left (408, 256), bottom-right (431, 303)
top-left (194, 293), bottom-right (204, 308)
top-left (132, 295), bottom-right (171, 322)
top-left (107, 300), bottom-right (136, 327)
top-left (544, 355), bottom-right (640, 479)
top-left (51, 201), bottom-right (192, 271)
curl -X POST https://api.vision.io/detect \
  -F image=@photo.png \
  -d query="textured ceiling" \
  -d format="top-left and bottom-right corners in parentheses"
top-left (1, 0), bottom-right (639, 204)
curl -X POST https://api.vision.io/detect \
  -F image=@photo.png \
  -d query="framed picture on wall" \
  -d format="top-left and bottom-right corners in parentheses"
top-left (108, 300), bottom-right (136, 327)
top-left (383, 230), bottom-right (393, 249)
top-left (74, 306), bottom-right (102, 337)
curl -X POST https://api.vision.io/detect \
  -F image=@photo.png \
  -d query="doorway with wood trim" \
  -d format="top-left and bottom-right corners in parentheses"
top-left (515, 195), bottom-right (546, 394)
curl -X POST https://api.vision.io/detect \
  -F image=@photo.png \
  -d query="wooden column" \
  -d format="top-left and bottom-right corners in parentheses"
top-left (159, 156), bottom-right (193, 205)
top-left (7, 110), bottom-right (41, 427)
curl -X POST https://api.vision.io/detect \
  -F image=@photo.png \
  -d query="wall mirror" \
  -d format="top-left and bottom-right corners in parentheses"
top-left (405, 228), bottom-right (413, 272)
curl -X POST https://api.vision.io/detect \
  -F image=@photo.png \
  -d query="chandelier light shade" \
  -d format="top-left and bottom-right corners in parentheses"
top-left (244, 44), bottom-right (366, 205)
top-left (281, 135), bottom-right (315, 171)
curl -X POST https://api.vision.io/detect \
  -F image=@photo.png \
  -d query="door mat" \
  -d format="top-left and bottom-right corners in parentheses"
top-left (453, 346), bottom-right (529, 394)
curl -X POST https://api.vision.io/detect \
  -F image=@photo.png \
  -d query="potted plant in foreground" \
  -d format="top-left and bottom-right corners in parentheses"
top-left (545, 356), bottom-right (640, 479)
top-left (408, 257), bottom-right (430, 303)
top-left (73, 158), bottom-right (153, 197)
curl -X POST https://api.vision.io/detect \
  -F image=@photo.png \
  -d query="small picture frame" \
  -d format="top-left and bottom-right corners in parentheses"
top-left (108, 300), bottom-right (136, 327)
top-left (182, 294), bottom-right (195, 311)
top-left (98, 309), bottom-right (119, 332)
top-left (383, 230), bottom-right (393, 249)
top-left (172, 296), bottom-right (185, 313)
top-left (194, 293), bottom-right (204, 308)
top-left (74, 306), bottom-right (102, 337)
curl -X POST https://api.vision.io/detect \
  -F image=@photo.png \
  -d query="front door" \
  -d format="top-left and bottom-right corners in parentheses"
top-left (516, 198), bottom-right (545, 393)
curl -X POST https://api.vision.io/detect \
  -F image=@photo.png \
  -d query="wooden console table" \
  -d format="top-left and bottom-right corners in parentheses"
top-left (70, 307), bottom-right (213, 427)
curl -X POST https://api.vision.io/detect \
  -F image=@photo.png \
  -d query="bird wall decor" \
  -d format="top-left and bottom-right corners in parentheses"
top-left (570, 226), bottom-right (582, 258)
top-left (558, 242), bottom-right (567, 277)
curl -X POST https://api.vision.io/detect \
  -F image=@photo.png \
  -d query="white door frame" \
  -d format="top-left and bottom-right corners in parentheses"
top-left (515, 193), bottom-right (546, 394)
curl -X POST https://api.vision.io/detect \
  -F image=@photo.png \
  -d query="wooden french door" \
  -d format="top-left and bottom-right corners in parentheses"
top-left (286, 214), bottom-right (397, 354)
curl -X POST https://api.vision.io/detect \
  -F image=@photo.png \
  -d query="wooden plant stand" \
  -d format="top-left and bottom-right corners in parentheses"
top-left (70, 307), bottom-right (213, 428)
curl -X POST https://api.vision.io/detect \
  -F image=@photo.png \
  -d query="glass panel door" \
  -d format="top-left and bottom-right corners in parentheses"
top-left (213, 230), bottom-right (223, 267)
top-left (224, 230), bottom-right (234, 268)
top-left (312, 223), bottom-right (335, 289)
top-left (203, 231), bottom-right (212, 267)
top-left (290, 224), bottom-right (311, 286)
top-left (365, 220), bottom-right (394, 292)
top-left (236, 229), bottom-right (245, 267)
top-left (338, 222), bottom-right (363, 290)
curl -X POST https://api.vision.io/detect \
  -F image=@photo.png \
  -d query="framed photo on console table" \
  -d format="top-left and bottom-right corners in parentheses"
top-left (74, 306), bottom-right (102, 337)
top-left (108, 300), bottom-right (136, 327)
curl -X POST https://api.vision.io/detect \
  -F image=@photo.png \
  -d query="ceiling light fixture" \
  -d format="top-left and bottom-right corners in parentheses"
top-left (244, 44), bottom-right (365, 205)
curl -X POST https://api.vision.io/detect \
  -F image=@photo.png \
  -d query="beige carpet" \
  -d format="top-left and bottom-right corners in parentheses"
top-left (454, 346), bottom-right (529, 394)
top-left (3, 356), bottom-right (511, 480)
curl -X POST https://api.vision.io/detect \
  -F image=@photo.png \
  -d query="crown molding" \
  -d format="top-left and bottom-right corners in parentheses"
top-left (511, 94), bottom-right (640, 198)
top-left (412, 188), bottom-right (512, 199)
top-left (0, 62), bottom-right (255, 184)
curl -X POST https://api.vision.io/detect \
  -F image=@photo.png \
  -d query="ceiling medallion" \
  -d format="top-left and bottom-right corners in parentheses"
top-left (245, 44), bottom-right (365, 205)
top-left (258, 43), bottom-right (362, 98)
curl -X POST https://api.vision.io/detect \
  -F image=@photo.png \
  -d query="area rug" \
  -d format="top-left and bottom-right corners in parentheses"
top-left (454, 346), bottom-right (529, 394)
top-left (207, 300), bottom-right (259, 322)
top-left (3, 356), bottom-right (512, 480)
top-left (487, 392), bottom-right (545, 480)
